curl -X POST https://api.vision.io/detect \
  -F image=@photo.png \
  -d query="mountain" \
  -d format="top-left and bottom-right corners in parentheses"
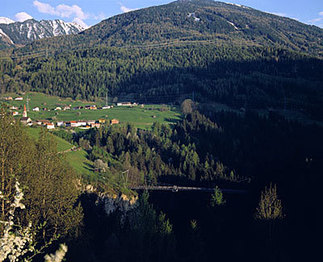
top-left (17, 0), bottom-right (323, 57)
top-left (0, 18), bottom-right (84, 48)
top-left (82, 0), bottom-right (322, 54)
top-left (1, 0), bottom-right (323, 121)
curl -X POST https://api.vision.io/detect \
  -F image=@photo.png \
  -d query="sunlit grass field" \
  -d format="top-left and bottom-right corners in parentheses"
top-left (26, 127), bottom-right (94, 176)
top-left (2, 92), bottom-right (181, 129)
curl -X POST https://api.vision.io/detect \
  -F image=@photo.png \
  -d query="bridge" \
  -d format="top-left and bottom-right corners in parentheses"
top-left (130, 185), bottom-right (247, 194)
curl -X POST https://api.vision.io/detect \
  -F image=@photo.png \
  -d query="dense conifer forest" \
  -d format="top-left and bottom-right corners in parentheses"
top-left (1, 45), bottom-right (323, 120)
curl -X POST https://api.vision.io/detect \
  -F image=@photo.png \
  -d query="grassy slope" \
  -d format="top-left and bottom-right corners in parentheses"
top-left (64, 150), bottom-right (94, 177)
top-left (25, 127), bottom-right (94, 176)
top-left (26, 127), bottom-right (73, 152)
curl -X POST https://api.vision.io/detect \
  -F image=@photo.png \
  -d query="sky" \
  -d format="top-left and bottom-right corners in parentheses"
top-left (1, 0), bottom-right (323, 28)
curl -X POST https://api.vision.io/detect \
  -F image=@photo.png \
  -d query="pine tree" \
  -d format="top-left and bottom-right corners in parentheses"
top-left (256, 183), bottom-right (283, 220)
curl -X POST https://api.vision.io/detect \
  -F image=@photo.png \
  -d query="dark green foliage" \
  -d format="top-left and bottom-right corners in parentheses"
top-left (1, 45), bottom-right (322, 119)
top-left (210, 186), bottom-right (225, 206)
top-left (74, 112), bottom-right (244, 187)
top-left (0, 107), bottom-right (83, 254)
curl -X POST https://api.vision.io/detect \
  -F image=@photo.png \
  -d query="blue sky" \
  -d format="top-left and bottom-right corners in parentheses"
top-left (2, 0), bottom-right (323, 28)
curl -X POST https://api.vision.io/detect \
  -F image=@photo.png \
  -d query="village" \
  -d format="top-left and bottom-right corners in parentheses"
top-left (2, 95), bottom-right (144, 130)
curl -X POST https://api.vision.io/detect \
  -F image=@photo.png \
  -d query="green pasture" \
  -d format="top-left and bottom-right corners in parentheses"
top-left (64, 149), bottom-right (94, 177)
top-left (25, 126), bottom-right (94, 176)
top-left (1, 92), bottom-right (100, 109)
top-left (26, 127), bottom-right (73, 152)
top-left (2, 92), bottom-right (181, 129)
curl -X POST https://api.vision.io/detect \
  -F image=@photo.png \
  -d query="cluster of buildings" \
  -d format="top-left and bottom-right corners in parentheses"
top-left (117, 102), bottom-right (139, 107)
top-left (31, 104), bottom-right (111, 112)
top-left (18, 105), bottom-right (119, 130)
top-left (4, 96), bottom-right (23, 101)
top-left (2, 96), bottom-right (142, 130)
top-left (33, 119), bottom-right (118, 130)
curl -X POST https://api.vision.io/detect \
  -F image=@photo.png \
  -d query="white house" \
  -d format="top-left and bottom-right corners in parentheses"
top-left (12, 111), bottom-right (19, 116)
top-left (56, 121), bottom-right (64, 127)
top-left (33, 107), bottom-right (40, 112)
top-left (46, 123), bottom-right (55, 129)
top-left (117, 102), bottom-right (132, 106)
top-left (76, 121), bottom-right (87, 127)
top-left (66, 121), bottom-right (87, 128)
top-left (55, 107), bottom-right (62, 111)
top-left (15, 97), bottom-right (23, 101)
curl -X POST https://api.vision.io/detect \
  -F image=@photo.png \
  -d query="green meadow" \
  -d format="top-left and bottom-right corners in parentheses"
top-left (14, 92), bottom-right (182, 178)
top-left (2, 92), bottom-right (181, 129)
top-left (26, 127), bottom-right (73, 152)
top-left (25, 127), bottom-right (94, 177)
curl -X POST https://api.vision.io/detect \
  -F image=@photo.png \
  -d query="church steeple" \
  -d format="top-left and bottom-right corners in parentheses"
top-left (23, 104), bottom-right (27, 118)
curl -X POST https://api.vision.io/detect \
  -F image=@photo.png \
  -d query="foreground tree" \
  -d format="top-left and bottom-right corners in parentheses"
top-left (210, 186), bottom-right (226, 207)
top-left (256, 183), bottom-right (283, 220)
top-left (0, 107), bottom-right (83, 259)
top-left (181, 99), bottom-right (196, 114)
top-left (21, 130), bottom-right (83, 245)
top-left (0, 107), bottom-right (30, 232)
top-left (256, 183), bottom-right (284, 261)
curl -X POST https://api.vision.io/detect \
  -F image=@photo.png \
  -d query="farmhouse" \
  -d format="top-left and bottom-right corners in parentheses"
top-left (85, 105), bottom-right (97, 110)
top-left (117, 102), bottom-right (132, 106)
top-left (56, 121), bottom-right (64, 127)
top-left (33, 107), bottom-right (40, 112)
top-left (36, 120), bottom-right (51, 126)
top-left (12, 111), bottom-right (19, 116)
top-left (91, 122), bottom-right (101, 128)
top-left (55, 107), bottom-right (62, 111)
top-left (110, 119), bottom-right (119, 125)
top-left (20, 117), bottom-right (32, 125)
top-left (77, 121), bottom-right (87, 126)
top-left (45, 123), bottom-right (55, 129)
top-left (15, 97), bottom-right (23, 101)
top-left (65, 121), bottom-right (87, 127)
top-left (79, 125), bottom-right (91, 130)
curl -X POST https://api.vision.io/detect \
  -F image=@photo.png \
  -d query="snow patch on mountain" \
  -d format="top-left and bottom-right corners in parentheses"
top-left (0, 17), bottom-right (15, 24)
top-left (0, 19), bottom-right (85, 46)
top-left (0, 29), bottom-right (14, 44)
top-left (227, 21), bottom-right (238, 30)
top-left (188, 13), bottom-right (201, 22)
top-left (226, 3), bottom-right (250, 9)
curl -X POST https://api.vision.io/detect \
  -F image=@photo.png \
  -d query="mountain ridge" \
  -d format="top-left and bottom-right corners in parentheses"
top-left (14, 0), bottom-right (322, 57)
top-left (0, 18), bottom-right (85, 48)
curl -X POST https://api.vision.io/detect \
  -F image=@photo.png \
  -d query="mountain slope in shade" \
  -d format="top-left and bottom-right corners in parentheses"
top-left (0, 18), bottom-right (84, 48)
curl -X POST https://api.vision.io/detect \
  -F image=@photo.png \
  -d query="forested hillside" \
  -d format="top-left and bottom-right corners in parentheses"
top-left (1, 45), bottom-right (323, 120)
top-left (0, 0), bottom-right (323, 121)
top-left (12, 0), bottom-right (323, 55)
